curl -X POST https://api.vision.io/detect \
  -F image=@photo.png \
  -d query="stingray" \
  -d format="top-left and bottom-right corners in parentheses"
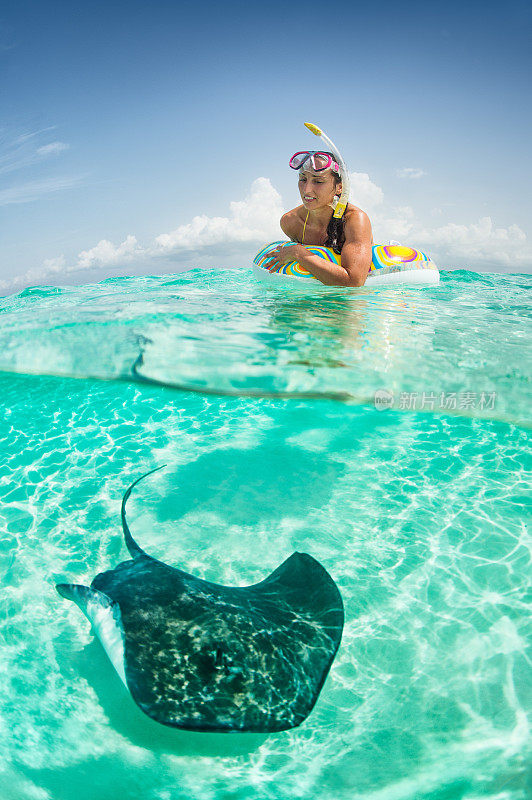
top-left (56, 468), bottom-right (344, 732)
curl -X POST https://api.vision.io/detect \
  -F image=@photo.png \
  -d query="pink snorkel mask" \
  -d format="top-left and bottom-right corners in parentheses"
top-left (293, 124), bottom-right (350, 219)
top-left (289, 151), bottom-right (340, 174)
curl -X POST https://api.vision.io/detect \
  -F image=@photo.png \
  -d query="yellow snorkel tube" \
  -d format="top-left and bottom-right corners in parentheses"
top-left (304, 122), bottom-right (350, 219)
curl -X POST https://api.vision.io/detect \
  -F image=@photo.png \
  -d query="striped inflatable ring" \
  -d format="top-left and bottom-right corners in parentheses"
top-left (253, 241), bottom-right (440, 287)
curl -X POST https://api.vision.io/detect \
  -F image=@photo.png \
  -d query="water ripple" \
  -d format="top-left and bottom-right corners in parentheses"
top-left (0, 269), bottom-right (530, 426)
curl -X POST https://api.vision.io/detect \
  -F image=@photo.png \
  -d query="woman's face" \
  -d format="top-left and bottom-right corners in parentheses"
top-left (298, 169), bottom-right (340, 210)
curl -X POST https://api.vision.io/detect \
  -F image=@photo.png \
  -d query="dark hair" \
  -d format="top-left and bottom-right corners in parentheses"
top-left (323, 153), bottom-right (346, 254)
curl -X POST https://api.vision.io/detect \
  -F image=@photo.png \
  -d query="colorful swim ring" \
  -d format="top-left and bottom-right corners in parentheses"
top-left (253, 241), bottom-right (440, 287)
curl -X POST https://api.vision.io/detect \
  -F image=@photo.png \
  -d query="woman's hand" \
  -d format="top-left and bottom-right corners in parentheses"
top-left (267, 243), bottom-right (302, 271)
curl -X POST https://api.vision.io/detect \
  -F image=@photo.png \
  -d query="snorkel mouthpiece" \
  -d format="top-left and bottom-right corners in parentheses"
top-left (304, 123), bottom-right (323, 137)
top-left (304, 122), bottom-right (350, 219)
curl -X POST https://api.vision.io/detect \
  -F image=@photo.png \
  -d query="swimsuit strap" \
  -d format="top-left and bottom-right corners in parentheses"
top-left (301, 210), bottom-right (310, 244)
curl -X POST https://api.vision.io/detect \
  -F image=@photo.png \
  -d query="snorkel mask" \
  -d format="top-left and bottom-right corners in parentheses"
top-left (295, 123), bottom-right (350, 219)
top-left (289, 151), bottom-right (340, 174)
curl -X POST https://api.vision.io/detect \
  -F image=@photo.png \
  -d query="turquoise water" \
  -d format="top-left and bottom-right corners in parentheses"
top-left (0, 268), bottom-right (530, 800)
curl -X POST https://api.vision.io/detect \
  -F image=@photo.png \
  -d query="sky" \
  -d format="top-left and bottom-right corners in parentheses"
top-left (1, 0), bottom-right (531, 293)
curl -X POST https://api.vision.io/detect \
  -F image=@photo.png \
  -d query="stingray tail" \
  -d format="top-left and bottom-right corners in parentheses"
top-left (121, 465), bottom-right (166, 557)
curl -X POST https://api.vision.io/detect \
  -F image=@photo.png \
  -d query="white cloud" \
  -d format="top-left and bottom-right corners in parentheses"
top-left (373, 206), bottom-right (417, 242)
top-left (1, 179), bottom-right (284, 292)
top-left (37, 142), bottom-right (70, 157)
top-left (154, 177), bottom-right (282, 253)
top-left (0, 255), bottom-right (67, 292)
top-left (0, 175), bottom-right (82, 206)
top-left (348, 172), bottom-right (384, 213)
top-left (414, 217), bottom-right (532, 267)
top-left (0, 128), bottom-right (75, 208)
top-left (349, 171), bottom-right (416, 240)
top-left (15, 128), bottom-right (56, 143)
top-left (349, 172), bottom-right (531, 268)
top-left (0, 129), bottom-right (69, 176)
top-left (42, 255), bottom-right (66, 273)
top-left (4, 172), bottom-right (531, 293)
top-left (0, 238), bottom-right (142, 293)
top-left (396, 167), bottom-right (427, 179)
top-left (77, 235), bottom-right (142, 269)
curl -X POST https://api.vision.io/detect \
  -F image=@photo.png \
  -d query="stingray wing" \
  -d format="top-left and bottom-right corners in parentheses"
top-left (57, 470), bottom-right (344, 733)
top-left (234, 551), bottom-right (344, 730)
top-left (56, 583), bottom-right (127, 686)
top-left (85, 551), bottom-right (343, 732)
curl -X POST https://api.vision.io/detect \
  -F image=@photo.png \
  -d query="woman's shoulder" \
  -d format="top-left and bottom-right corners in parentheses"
top-left (281, 206), bottom-right (306, 238)
top-left (342, 204), bottom-right (373, 243)
top-left (344, 203), bottom-right (370, 222)
top-left (281, 206), bottom-right (306, 223)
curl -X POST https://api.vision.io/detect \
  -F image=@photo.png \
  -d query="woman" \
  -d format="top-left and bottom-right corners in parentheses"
top-left (267, 151), bottom-right (373, 286)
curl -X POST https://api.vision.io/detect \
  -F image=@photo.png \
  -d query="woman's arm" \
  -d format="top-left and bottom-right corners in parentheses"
top-left (270, 208), bottom-right (373, 287)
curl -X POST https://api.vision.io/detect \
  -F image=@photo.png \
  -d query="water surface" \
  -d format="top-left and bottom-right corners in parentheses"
top-left (0, 268), bottom-right (530, 799)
